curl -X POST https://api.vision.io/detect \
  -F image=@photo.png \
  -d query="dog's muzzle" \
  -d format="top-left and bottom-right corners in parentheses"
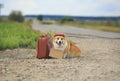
top-left (56, 41), bottom-right (63, 46)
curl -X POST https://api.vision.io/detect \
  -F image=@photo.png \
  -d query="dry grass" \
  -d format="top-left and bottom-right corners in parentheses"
top-left (59, 20), bottom-right (120, 32)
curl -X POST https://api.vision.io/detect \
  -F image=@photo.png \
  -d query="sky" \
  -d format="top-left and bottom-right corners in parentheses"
top-left (0, 0), bottom-right (120, 16)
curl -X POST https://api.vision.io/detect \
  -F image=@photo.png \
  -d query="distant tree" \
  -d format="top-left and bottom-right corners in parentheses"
top-left (8, 11), bottom-right (24, 22)
top-left (60, 16), bottom-right (74, 23)
top-left (37, 15), bottom-right (43, 21)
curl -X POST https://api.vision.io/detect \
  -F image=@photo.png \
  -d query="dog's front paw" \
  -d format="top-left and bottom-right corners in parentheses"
top-left (63, 54), bottom-right (67, 59)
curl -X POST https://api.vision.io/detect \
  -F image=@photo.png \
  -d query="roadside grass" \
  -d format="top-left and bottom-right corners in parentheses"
top-left (59, 21), bottom-right (120, 32)
top-left (0, 21), bottom-right (43, 50)
top-left (82, 25), bottom-right (120, 32)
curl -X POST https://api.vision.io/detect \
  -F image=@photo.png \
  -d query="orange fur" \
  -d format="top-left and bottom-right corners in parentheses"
top-left (64, 41), bottom-right (81, 57)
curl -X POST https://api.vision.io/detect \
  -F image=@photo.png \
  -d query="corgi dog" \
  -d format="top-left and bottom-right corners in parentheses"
top-left (53, 34), bottom-right (80, 58)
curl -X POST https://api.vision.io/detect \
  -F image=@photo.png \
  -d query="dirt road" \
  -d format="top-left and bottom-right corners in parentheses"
top-left (0, 37), bottom-right (120, 81)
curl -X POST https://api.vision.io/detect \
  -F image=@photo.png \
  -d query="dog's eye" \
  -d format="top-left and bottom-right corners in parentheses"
top-left (61, 38), bottom-right (63, 40)
top-left (57, 38), bottom-right (59, 40)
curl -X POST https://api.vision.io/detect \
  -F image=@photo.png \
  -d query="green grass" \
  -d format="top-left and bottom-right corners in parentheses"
top-left (0, 21), bottom-right (43, 50)
top-left (59, 20), bottom-right (120, 32)
top-left (39, 20), bottom-right (57, 25)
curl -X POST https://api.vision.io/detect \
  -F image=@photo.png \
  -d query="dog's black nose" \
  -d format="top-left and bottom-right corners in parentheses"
top-left (59, 41), bottom-right (62, 44)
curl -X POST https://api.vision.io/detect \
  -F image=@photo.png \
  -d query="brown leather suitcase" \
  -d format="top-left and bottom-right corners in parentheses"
top-left (36, 35), bottom-right (52, 59)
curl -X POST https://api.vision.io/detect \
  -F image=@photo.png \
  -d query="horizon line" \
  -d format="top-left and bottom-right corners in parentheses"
top-left (1, 14), bottom-right (120, 17)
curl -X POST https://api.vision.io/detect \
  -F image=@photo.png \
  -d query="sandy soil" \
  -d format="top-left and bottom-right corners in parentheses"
top-left (0, 37), bottom-right (120, 81)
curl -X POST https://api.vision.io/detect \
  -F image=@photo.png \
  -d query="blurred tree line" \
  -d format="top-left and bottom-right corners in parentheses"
top-left (37, 15), bottom-right (43, 21)
top-left (1, 11), bottom-right (120, 27)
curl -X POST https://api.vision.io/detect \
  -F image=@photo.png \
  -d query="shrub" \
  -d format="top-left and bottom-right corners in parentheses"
top-left (60, 16), bottom-right (74, 23)
top-left (8, 11), bottom-right (24, 22)
top-left (37, 15), bottom-right (43, 21)
top-left (41, 21), bottom-right (53, 24)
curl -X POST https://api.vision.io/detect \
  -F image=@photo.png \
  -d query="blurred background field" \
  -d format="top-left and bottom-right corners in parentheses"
top-left (0, 7), bottom-right (120, 50)
top-left (36, 15), bottom-right (120, 32)
top-left (39, 19), bottom-right (120, 32)
top-left (59, 20), bottom-right (120, 32)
